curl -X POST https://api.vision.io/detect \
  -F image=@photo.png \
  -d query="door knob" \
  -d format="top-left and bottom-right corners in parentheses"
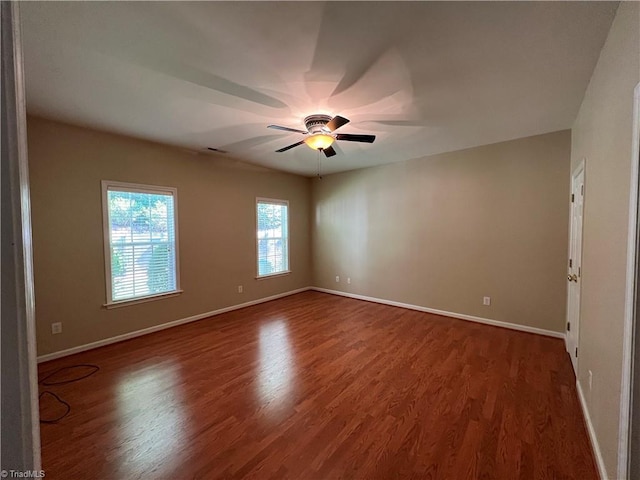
top-left (567, 274), bottom-right (578, 282)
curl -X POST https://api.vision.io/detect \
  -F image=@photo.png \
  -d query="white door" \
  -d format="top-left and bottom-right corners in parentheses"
top-left (566, 160), bottom-right (585, 374)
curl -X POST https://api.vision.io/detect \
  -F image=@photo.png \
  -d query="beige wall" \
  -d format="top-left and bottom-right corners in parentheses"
top-left (312, 131), bottom-right (571, 333)
top-left (27, 116), bottom-right (311, 356)
top-left (30, 118), bottom-right (573, 357)
top-left (570, 2), bottom-right (640, 477)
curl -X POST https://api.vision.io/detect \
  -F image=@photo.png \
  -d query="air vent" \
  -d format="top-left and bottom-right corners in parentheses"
top-left (206, 147), bottom-right (228, 154)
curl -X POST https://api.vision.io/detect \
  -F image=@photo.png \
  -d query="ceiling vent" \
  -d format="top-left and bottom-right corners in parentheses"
top-left (206, 147), bottom-right (228, 154)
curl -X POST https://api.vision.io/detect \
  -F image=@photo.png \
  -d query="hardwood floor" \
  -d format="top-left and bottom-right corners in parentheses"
top-left (38, 291), bottom-right (597, 479)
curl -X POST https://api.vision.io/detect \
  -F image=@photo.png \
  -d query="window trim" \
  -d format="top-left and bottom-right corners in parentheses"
top-left (255, 197), bottom-right (290, 279)
top-left (101, 180), bottom-right (181, 308)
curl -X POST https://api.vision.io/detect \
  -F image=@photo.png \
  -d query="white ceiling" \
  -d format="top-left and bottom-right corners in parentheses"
top-left (21, 1), bottom-right (618, 176)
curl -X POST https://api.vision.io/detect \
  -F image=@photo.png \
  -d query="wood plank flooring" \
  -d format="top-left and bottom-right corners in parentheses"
top-left (38, 291), bottom-right (597, 479)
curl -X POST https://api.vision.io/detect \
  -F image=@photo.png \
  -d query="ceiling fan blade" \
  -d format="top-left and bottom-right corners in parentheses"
top-left (275, 140), bottom-right (305, 153)
top-left (365, 120), bottom-right (426, 127)
top-left (336, 133), bottom-right (376, 143)
top-left (220, 134), bottom-right (285, 152)
top-left (268, 125), bottom-right (308, 134)
top-left (323, 146), bottom-right (337, 157)
top-left (326, 115), bottom-right (350, 132)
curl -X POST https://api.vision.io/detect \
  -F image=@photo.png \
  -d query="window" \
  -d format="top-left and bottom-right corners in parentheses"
top-left (102, 181), bottom-right (180, 306)
top-left (256, 198), bottom-right (289, 277)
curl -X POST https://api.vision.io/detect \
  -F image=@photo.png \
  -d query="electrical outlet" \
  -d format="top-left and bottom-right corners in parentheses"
top-left (51, 322), bottom-right (62, 335)
top-left (335, 276), bottom-right (340, 283)
top-left (588, 370), bottom-right (593, 390)
top-left (237, 285), bottom-right (243, 294)
top-left (347, 277), bottom-right (351, 284)
top-left (483, 296), bottom-right (491, 306)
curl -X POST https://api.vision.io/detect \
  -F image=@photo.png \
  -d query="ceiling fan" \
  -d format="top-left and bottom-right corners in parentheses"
top-left (268, 114), bottom-right (376, 157)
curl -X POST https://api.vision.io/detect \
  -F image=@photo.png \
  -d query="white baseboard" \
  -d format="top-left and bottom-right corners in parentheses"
top-left (576, 379), bottom-right (608, 480)
top-left (39, 286), bottom-right (565, 363)
top-left (311, 287), bottom-right (565, 339)
top-left (37, 287), bottom-right (311, 363)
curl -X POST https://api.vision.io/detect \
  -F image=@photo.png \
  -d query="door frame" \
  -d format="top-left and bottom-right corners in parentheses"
top-left (1, 0), bottom-right (42, 469)
top-left (566, 158), bottom-right (585, 374)
top-left (618, 81), bottom-right (640, 480)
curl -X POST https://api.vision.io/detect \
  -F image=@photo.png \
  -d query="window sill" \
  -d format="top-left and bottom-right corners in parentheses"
top-left (103, 290), bottom-right (183, 309)
top-left (256, 271), bottom-right (291, 280)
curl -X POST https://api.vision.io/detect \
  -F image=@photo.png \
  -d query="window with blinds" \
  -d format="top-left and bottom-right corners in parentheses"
top-left (102, 181), bottom-right (180, 305)
top-left (256, 198), bottom-right (289, 277)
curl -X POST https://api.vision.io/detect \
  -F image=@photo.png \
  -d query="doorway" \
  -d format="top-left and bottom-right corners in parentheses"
top-left (566, 159), bottom-right (585, 374)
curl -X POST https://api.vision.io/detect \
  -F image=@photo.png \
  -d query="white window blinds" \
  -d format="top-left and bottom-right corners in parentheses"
top-left (256, 199), bottom-right (289, 277)
top-left (103, 181), bottom-right (179, 304)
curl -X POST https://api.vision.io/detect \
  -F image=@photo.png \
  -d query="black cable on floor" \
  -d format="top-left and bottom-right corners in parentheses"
top-left (39, 364), bottom-right (100, 423)
top-left (40, 364), bottom-right (99, 386)
top-left (39, 391), bottom-right (71, 424)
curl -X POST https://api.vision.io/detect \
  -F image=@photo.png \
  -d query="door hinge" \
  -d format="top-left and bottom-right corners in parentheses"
top-left (581, 185), bottom-right (584, 195)
top-left (567, 322), bottom-right (570, 332)
top-left (575, 347), bottom-right (578, 357)
top-left (571, 193), bottom-right (575, 202)
top-left (569, 259), bottom-right (573, 268)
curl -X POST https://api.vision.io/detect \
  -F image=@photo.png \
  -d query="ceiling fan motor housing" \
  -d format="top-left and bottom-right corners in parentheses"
top-left (304, 114), bottom-right (332, 135)
top-left (270, 114), bottom-right (374, 155)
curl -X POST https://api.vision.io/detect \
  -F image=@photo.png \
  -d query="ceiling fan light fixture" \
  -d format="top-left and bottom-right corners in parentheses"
top-left (304, 134), bottom-right (334, 151)
top-left (270, 114), bottom-right (374, 155)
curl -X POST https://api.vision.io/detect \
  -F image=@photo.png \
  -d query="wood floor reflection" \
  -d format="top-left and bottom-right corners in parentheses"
top-left (38, 291), bottom-right (597, 479)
